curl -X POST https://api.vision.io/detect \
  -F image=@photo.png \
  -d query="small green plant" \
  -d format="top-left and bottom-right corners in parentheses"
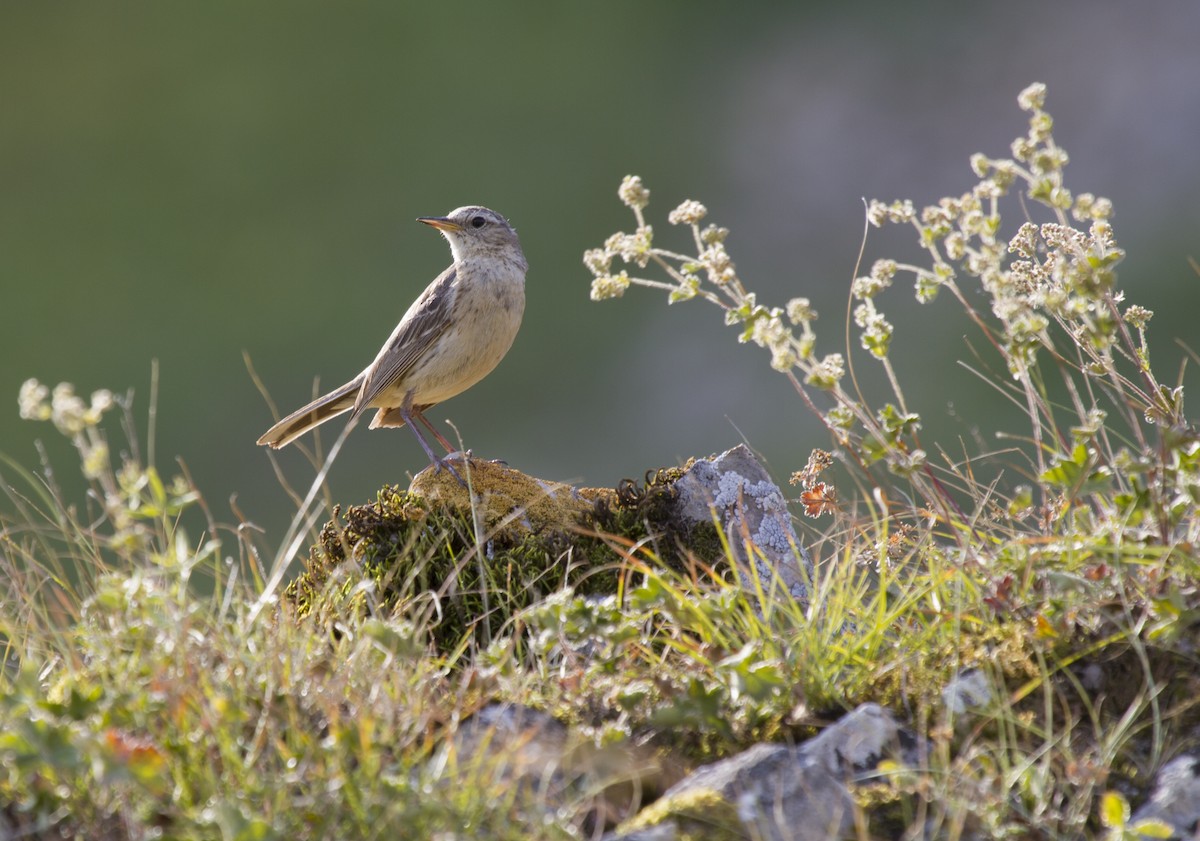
top-left (1097, 789), bottom-right (1174, 839)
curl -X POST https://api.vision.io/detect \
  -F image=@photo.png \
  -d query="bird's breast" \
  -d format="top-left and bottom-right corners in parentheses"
top-left (404, 262), bottom-right (525, 406)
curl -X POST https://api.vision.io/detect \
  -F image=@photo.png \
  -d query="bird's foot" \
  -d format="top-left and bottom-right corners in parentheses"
top-left (422, 453), bottom-right (468, 487)
top-left (439, 459), bottom-right (467, 487)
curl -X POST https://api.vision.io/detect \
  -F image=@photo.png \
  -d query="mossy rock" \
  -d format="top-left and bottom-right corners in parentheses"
top-left (615, 786), bottom-right (745, 841)
top-left (285, 457), bottom-right (725, 650)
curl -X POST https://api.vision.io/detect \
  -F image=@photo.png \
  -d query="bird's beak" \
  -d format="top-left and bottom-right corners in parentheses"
top-left (417, 216), bottom-right (463, 233)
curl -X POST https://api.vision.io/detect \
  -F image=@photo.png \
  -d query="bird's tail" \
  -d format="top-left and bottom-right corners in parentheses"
top-left (257, 376), bottom-right (363, 449)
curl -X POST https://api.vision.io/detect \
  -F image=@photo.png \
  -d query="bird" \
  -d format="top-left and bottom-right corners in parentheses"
top-left (257, 205), bottom-right (527, 482)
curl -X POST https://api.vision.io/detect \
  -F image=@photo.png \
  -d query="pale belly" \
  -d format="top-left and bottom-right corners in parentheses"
top-left (396, 288), bottom-right (525, 407)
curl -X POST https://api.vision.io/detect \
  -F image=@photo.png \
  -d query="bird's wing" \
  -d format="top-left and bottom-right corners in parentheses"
top-left (352, 266), bottom-right (458, 416)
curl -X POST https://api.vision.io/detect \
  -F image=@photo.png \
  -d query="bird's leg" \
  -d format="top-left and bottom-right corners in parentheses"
top-left (401, 399), bottom-right (466, 486)
top-left (415, 408), bottom-right (481, 465)
top-left (416, 411), bottom-right (457, 453)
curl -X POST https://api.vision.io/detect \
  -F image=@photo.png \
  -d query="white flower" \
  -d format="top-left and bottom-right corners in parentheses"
top-left (590, 273), bottom-right (630, 301)
top-left (618, 175), bottom-right (650, 210)
top-left (18, 378), bottom-right (51, 421)
top-left (667, 200), bottom-right (707, 226)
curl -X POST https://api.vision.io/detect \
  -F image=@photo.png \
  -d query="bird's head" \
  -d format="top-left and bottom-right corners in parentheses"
top-left (418, 206), bottom-right (525, 268)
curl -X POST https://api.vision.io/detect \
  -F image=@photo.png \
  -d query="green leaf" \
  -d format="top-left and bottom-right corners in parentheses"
top-left (1128, 818), bottom-right (1177, 838)
top-left (1099, 790), bottom-right (1129, 829)
top-left (878, 403), bottom-right (921, 435)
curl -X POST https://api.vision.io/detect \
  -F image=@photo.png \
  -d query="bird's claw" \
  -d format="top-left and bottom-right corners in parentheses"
top-left (429, 453), bottom-right (471, 487)
top-left (432, 458), bottom-right (467, 487)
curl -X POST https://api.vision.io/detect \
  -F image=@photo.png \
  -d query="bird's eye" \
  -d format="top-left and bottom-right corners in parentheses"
top-left (471, 215), bottom-right (487, 229)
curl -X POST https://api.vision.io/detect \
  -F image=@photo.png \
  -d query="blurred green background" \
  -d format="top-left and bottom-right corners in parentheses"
top-left (3, 2), bottom-right (1198, 546)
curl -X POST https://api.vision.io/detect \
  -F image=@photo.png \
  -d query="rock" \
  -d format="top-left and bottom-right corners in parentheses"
top-left (441, 705), bottom-right (911, 840)
top-left (444, 702), bottom-right (664, 833)
top-left (673, 444), bottom-right (811, 603)
top-left (942, 668), bottom-right (994, 716)
top-left (606, 703), bottom-right (903, 841)
top-left (1130, 754), bottom-right (1200, 836)
top-left (802, 702), bottom-right (904, 775)
top-left (446, 702), bottom-right (572, 785)
top-left (409, 444), bottom-right (809, 604)
top-left (284, 444), bottom-right (813, 652)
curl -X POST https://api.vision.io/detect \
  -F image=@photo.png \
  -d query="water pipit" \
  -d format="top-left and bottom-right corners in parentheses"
top-left (257, 206), bottom-right (527, 482)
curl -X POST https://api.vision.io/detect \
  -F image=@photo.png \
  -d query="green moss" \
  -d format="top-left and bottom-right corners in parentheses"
top-left (584, 465), bottom-right (726, 575)
top-left (284, 464), bottom-right (731, 651)
top-left (618, 786), bottom-right (744, 840)
top-left (284, 485), bottom-right (613, 649)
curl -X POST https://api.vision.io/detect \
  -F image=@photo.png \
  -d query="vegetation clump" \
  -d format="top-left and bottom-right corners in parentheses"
top-left (285, 464), bottom-right (727, 651)
top-left (285, 483), bottom-right (608, 649)
top-left (587, 466), bottom-right (726, 573)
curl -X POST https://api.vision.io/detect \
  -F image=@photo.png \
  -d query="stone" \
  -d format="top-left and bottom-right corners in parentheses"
top-left (444, 702), bottom-right (663, 833)
top-left (942, 668), bottom-right (994, 716)
top-left (409, 444), bottom-right (809, 605)
top-left (1130, 754), bottom-right (1200, 836)
top-left (607, 703), bottom-right (903, 841)
top-left (673, 444), bottom-right (811, 603)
